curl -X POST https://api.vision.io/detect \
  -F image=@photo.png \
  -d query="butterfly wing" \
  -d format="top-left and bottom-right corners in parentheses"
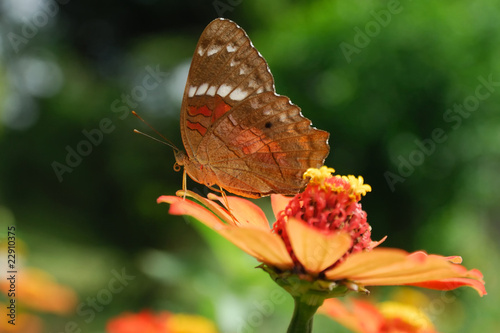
top-left (179, 18), bottom-right (330, 197)
top-left (180, 18), bottom-right (275, 159)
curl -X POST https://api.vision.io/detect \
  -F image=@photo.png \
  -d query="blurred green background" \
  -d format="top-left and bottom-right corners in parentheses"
top-left (0, 0), bottom-right (498, 332)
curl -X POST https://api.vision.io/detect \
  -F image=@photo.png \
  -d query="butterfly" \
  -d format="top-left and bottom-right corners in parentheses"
top-left (174, 18), bottom-right (330, 198)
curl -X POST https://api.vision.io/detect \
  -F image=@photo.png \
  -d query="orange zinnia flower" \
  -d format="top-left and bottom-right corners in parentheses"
top-left (106, 310), bottom-right (218, 333)
top-left (158, 166), bottom-right (485, 332)
top-left (158, 166), bottom-right (485, 298)
top-left (320, 297), bottom-right (439, 333)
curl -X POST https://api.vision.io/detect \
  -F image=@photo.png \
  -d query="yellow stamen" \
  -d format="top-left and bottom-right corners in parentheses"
top-left (304, 166), bottom-right (336, 184)
top-left (304, 167), bottom-right (371, 199)
top-left (340, 175), bottom-right (372, 197)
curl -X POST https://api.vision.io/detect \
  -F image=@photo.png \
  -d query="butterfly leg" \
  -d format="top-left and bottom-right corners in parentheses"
top-left (173, 162), bottom-right (187, 199)
top-left (218, 186), bottom-right (237, 223)
top-left (182, 167), bottom-right (187, 199)
top-left (207, 185), bottom-right (236, 223)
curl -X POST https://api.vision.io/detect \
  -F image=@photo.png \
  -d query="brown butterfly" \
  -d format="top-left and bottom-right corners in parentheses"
top-left (173, 18), bottom-right (329, 198)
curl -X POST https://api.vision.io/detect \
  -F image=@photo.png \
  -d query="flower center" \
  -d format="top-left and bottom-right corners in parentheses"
top-left (273, 167), bottom-right (373, 273)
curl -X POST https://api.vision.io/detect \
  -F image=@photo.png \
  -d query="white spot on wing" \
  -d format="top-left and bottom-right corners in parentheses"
top-left (229, 88), bottom-right (249, 101)
top-left (248, 80), bottom-right (259, 89)
top-left (207, 45), bottom-right (222, 56)
top-left (206, 86), bottom-right (217, 96)
top-left (217, 84), bottom-right (232, 97)
top-left (230, 59), bottom-right (239, 67)
top-left (239, 64), bottom-right (251, 75)
top-left (197, 46), bottom-right (205, 56)
top-left (195, 83), bottom-right (209, 96)
top-left (226, 44), bottom-right (237, 53)
top-left (263, 107), bottom-right (272, 116)
top-left (256, 87), bottom-right (264, 94)
top-left (188, 86), bottom-right (197, 98)
top-left (279, 113), bottom-right (287, 122)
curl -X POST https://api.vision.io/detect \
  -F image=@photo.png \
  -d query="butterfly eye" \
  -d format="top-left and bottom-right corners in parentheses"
top-left (265, 121), bottom-right (273, 129)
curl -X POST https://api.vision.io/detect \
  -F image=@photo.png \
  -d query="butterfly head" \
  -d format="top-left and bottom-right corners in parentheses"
top-left (174, 150), bottom-right (215, 188)
top-left (173, 150), bottom-right (188, 167)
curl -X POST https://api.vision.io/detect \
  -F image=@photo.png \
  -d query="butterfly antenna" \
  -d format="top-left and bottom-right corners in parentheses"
top-left (133, 129), bottom-right (175, 148)
top-left (132, 111), bottom-right (180, 153)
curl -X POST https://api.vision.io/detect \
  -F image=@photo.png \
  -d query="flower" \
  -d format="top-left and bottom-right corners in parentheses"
top-left (0, 266), bottom-right (77, 333)
top-left (0, 267), bottom-right (77, 315)
top-left (319, 297), bottom-right (439, 333)
top-left (272, 167), bottom-right (374, 271)
top-left (106, 310), bottom-right (218, 333)
top-left (158, 166), bottom-right (485, 299)
top-left (106, 310), bottom-right (169, 333)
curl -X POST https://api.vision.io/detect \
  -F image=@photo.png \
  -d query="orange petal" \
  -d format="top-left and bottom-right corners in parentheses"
top-left (270, 194), bottom-right (293, 220)
top-left (351, 254), bottom-right (466, 285)
top-left (418, 252), bottom-right (462, 264)
top-left (287, 217), bottom-right (352, 274)
top-left (319, 299), bottom-right (383, 333)
top-left (157, 195), bottom-right (226, 229)
top-left (319, 299), bottom-right (366, 333)
top-left (0, 268), bottom-right (77, 315)
top-left (407, 276), bottom-right (486, 296)
top-left (368, 236), bottom-right (387, 249)
top-left (180, 190), bottom-right (234, 225)
top-left (325, 248), bottom-right (410, 280)
top-left (106, 310), bottom-right (170, 333)
top-left (208, 193), bottom-right (270, 230)
top-left (158, 195), bottom-right (293, 269)
top-left (325, 249), bottom-right (486, 296)
top-left (444, 256), bottom-right (463, 264)
top-left (350, 300), bottom-right (385, 333)
top-left (217, 226), bottom-right (294, 270)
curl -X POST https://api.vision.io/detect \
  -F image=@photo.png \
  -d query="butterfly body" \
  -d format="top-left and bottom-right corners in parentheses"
top-left (177, 18), bottom-right (330, 198)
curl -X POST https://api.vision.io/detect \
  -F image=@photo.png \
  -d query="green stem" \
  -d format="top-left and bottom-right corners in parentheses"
top-left (287, 296), bottom-right (321, 333)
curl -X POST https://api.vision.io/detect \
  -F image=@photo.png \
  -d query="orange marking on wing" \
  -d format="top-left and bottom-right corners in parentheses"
top-left (240, 131), bottom-right (281, 157)
top-left (187, 121), bottom-right (207, 135)
top-left (188, 105), bottom-right (212, 117)
top-left (212, 100), bottom-right (232, 123)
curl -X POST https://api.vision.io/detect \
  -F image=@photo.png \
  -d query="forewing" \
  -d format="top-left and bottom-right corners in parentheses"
top-left (180, 18), bottom-right (275, 158)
